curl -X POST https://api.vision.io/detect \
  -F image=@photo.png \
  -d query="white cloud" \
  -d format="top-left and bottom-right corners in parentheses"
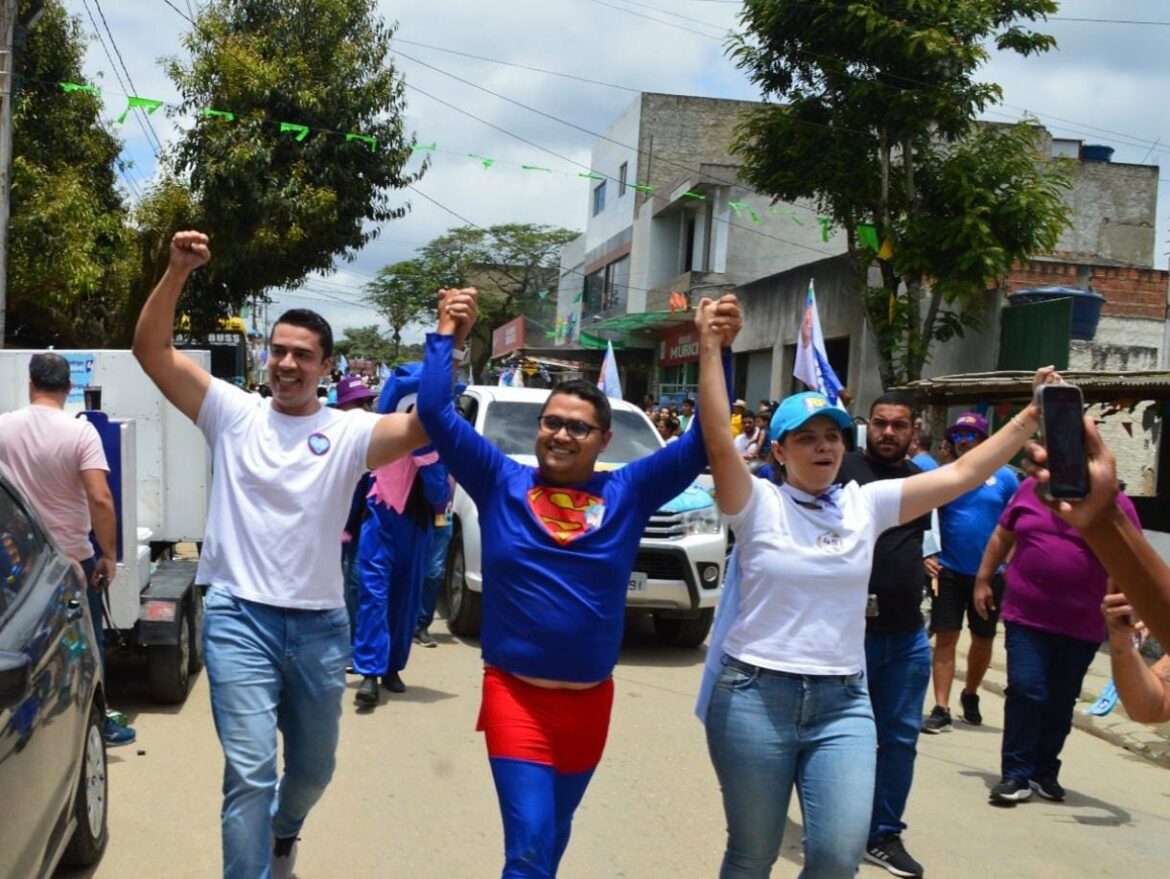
top-left (73, 0), bottom-right (1169, 335)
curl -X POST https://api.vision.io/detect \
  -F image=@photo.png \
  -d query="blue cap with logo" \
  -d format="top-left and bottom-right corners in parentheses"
top-left (769, 392), bottom-right (853, 443)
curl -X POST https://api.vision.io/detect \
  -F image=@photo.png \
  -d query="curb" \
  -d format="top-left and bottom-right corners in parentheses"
top-left (956, 663), bottom-right (1170, 771)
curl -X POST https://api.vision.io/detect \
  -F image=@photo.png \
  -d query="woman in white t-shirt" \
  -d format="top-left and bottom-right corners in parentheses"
top-left (692, 299), bottom-right (1056, 879)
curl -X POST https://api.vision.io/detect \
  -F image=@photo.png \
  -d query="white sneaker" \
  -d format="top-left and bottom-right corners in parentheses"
top-left (272, 836), bottom-right (298, 879)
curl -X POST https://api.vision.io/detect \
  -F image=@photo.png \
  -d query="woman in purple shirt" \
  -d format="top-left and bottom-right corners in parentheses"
top-left (973, 477), bottom-right (1141, 805)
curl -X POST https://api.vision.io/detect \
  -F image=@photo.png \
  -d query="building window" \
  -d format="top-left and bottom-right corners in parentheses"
top-left (618, 162), bottom-right (628, 197)
top-left (593, 181), bottom-right (607, 216)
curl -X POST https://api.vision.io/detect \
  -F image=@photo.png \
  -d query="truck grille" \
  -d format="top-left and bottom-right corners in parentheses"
top-left (644, 510), bottom-right (685, 539)
top-left (633, 549), bottom-right (688, 581)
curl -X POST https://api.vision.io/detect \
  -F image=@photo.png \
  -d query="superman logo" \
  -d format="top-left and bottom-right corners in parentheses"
top-left (528, 486), bottom-right (606, 546)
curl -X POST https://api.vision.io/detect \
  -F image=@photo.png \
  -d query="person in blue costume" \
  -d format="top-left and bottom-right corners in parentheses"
top-left (417, 287), bottom-right (742, 879)
top-left (353, 363), bottom-right (454, 705)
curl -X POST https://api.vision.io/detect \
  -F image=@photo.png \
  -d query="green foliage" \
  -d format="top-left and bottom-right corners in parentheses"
top-left (5, 0), bottom-right (133, 346)
top-left (362, 260), bottom-right (442, 361)
top-left (731, 0), bottom-right (1070, 386)
top-left (165, 0), bottom-right (420, 336)
top-left (334, 324), bottom-right (398, 364)
top-left (384, 224), bottom-right (579, 371)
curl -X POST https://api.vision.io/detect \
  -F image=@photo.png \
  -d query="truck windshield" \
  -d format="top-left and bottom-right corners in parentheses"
top-left (482, 401), bottom-right (663, 464)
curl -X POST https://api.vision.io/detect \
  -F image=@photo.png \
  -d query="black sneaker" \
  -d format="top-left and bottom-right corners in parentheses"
top-left (921, 705), bottom-right (952, 734)
top-left (383, 671), bottom-right (406, 693)
top-left (414, 628), bottom-right (437, 648)
top-left (355, 676), bottom-right (379, 706)
top-left (864, 834), bottom-right (924, 877)
top-left (1030, 776), bottom-right (1066, 801)
top-left (990, 777), bottom-right (1032, 805)
top-left (960, 690), bottom-right (983, 725)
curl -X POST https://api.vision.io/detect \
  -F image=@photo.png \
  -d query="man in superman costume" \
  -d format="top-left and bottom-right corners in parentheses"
top-left (352, 362), bottom-right (452, 705)
top-left (418, 289), bottom-right (741, 878)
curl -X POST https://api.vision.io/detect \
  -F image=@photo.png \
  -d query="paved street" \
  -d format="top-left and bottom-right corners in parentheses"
top-left (61, 620), bottom-right (1170, 878)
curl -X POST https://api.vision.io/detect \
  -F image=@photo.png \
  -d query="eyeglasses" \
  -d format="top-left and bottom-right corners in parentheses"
top-left (538, 415), bottom-right (602, 440)
top-left (951, 429), bottom-right (981, 444)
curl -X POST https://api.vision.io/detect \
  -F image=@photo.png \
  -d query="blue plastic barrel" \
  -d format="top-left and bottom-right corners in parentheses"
top-left (1007, 286), bottom-right (1106, 341)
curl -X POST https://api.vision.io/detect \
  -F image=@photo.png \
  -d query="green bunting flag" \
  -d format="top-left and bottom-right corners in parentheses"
top-left (630, 183), bottom-right (654, 194)
top-left (578, 172), bottom-right (605, 180)
top-left (522, 164), bottom-right (552, 173)
top-left (60, 81), bottom-right (99, 95)
top-left (682, 190), bottom-right (706, 201)
top-left (470, 154), bottom-right (495, 168)
top-left (279, 122), bottom-right (310, 142)
top-left (855, 223), bottom-right (880, 253)
top-left (413, 141), bottom-right (437, 152)
top-left (203, 108), bottom-right (235, 122)
top-left (817, 216), bottom-right (833, 242)
top-left (346, 133), bottom-right (378, 152)
top-left (117, 96), bottom-right (163, 125)
top-left (729, 200), bottom-right (760, 224)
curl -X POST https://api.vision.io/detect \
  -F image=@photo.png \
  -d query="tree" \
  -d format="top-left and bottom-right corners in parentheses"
top-left (164, 0), bottom-right (421, 336)
top-left (333, 325), bottom-right (397, 364)
top-left (363, 259), bottom-right (442, 362)
top-left (5, 0), bottom-right (134, 346)
top-left (413, 223), bottom-right (579, 373)
top-left (730, 0), bottom-right (1071, 386)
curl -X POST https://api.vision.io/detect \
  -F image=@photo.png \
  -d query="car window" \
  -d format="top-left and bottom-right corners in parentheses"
top-left (482, 401), bottom-right (662, 464)
top-left (0, 484), bottom-right (46, 621)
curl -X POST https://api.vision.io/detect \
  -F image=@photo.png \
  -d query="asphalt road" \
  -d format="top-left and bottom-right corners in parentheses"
top-left (58, 620), bottom-right (1170, 878)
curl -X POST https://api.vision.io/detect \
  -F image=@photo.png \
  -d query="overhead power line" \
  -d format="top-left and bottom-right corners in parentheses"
top-left (89, 0), bottom-right (166, 154)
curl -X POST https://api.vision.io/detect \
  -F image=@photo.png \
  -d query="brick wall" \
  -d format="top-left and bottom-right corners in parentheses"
top-left (1005, 259), bottom-right (1169, 320)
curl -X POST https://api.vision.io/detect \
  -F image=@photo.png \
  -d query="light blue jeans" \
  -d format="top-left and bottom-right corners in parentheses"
top-left (705, 657), bottom-right (876, 879)
top-left (203, 586), bottom-right (350, 879)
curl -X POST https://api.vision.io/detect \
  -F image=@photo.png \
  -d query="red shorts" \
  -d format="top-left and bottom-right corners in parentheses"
top-left (477, 667), bottom-right (615, 775)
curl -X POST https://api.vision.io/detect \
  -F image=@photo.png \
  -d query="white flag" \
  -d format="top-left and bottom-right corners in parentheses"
top-left (793, 279), bottom-right (844, 404)
top-left (598, 340), bottom-right (623, 400)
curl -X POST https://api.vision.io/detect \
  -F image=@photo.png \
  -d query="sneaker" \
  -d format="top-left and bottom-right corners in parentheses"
top-left (382, 671), bottom-right (406, 693)
top-left (272, 835), bottom-right (298, 879)
top-left (355, 676), bottom-right (379, 706)
top-left (960, 690), bottom-right (983, 725)
top-left (864, 834), bottom-right (924, 878)
top-left (990, 777), bottom-right (1032, 805)
top-left (1030, 776), bottom-right (1066, 802)
top-left (921, 705), bottom-right (952, 734)
top-left (102, 716), bottom-right (136, 747)
top-left (414, 628), bottom-right (437, 648)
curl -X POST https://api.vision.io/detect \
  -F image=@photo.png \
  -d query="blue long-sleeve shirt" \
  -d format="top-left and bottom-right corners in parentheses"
top-left (417, 332), bottom-right (720, 682)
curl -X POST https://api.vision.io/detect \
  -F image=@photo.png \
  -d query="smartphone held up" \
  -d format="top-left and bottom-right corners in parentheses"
top-left (1035, 383), bottom-right (1090, 500)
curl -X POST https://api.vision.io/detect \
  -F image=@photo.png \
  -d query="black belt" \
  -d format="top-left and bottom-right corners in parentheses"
top-left (723, 655), bottom-right (860, 683)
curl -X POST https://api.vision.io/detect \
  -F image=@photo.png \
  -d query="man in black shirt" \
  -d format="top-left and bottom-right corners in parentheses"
top-left (835, 392), bottom-right (931, 879)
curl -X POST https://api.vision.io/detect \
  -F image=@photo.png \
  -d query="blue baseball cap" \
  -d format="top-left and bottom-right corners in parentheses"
top-left (769, 392), bottom-right (853, 443)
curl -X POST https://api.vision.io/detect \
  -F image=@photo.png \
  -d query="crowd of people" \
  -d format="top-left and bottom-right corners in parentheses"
top-left (3, 229), bottom-right (1168, 879)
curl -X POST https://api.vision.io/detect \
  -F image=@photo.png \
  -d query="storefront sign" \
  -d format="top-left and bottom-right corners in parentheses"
top-left (492, 317), bottom-right (527, 358)
top-left (660, 326), bottom-right (700, 366)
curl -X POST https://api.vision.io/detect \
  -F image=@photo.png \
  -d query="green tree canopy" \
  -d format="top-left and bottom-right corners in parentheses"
top-left (165, 0), bottom-right (421, 336)
top-left (5, 0), bottom-right (133, 346)
top-left (413, 223), bottom-right (579, 371)
top-left (363, 259), bottom-right (442, 362)
top-left (731, 0), bottom-right (1071, 385)
top-left (333, 324), bottom-right (399, 364)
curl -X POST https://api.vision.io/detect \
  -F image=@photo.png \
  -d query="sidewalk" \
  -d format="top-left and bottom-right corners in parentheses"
top-left (955, 635), bottom-right (1170, 769)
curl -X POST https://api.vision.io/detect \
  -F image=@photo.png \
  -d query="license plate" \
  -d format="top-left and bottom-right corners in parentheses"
top-left (628, 572), bottom-right (648, 593)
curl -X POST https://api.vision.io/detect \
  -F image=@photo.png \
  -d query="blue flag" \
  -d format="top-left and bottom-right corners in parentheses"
top-left (598, 340), bottom-right (623, 401)
top-left (793, 280), bottom-right (844, 404)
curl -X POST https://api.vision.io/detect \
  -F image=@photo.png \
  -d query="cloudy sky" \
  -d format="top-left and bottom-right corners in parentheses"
top-left (72, 0), bottom-right (1170, 337)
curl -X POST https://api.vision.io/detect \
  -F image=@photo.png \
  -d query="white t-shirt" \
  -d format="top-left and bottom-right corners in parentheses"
top-left (195, 379), bottom-right (381, 609)
top-left (723, 477), bottom-right (904, 675)
top-left (0, 405), bottom-right (109, 561)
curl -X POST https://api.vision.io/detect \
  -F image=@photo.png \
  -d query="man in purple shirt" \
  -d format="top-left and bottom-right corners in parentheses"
top-left (973, 477), bottom-right (1141, 806)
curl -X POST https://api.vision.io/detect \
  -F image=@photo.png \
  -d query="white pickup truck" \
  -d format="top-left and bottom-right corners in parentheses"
top-left (441, 386), bottom-right (726, 648)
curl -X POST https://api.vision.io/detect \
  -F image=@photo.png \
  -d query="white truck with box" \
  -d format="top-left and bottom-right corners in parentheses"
top-left (0, 349), bottom-right (211, 703)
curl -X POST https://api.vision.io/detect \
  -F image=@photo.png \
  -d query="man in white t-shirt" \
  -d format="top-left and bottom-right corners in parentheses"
top-left (0, 352), bottom-right (134, 747)
top-left (132, 232), bottom-right (476, 879)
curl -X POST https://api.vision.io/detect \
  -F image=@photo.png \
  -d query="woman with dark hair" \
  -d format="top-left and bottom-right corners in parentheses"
top-left (692, 296), bottom-right (1059, 879)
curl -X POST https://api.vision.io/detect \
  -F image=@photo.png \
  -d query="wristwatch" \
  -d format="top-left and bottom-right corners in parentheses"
top-left (452, 346), bottom-right (469, 364)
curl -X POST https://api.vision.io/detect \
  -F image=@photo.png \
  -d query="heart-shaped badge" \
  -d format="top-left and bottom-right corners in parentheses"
top-left (307, 433), bottom-right (331, 456)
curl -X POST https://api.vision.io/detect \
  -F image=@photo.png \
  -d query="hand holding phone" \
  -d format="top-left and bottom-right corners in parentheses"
top-left (1035, 383), bottom-right (1089, 500)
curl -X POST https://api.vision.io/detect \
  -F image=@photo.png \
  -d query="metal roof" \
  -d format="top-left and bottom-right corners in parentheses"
top-left (896, 371), bottom-right (1170, 404)
top-left (579, 310), bottom-right (692, 348)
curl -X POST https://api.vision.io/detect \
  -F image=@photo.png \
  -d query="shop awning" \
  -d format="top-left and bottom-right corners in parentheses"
top-left (895, 370), bottom-right (1170, 404)
top-left (579, 310), bottom-right (693, 348)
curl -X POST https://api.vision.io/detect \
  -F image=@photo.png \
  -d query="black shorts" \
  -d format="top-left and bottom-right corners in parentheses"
top-left (931, 568), bottom-right (1004, 639)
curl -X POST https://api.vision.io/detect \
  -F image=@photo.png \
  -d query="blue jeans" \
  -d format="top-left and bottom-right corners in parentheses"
top-left (705, 657), bottom-right (876, 879)
top-left (341, 537), bottom-right (361, 638)
top-left (203, 586), bottom-right (350, 879)
top-left (864, 628), bottom-right (932, 844)
top-left (81, 557), bottom-right (104, 676)
top-left (1002, 621), bottom-right (1098, 783)
top-left (418, 520), bottom-right (453, 631)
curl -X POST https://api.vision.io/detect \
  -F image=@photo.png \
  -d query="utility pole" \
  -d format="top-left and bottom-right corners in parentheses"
top-left (0, 0), bottom-right (41, 346)
top-left (0, 0), bottom-right (17, 345)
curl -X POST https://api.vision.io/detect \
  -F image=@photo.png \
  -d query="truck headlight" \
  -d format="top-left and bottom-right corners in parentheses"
top-left (681, 506), bottom-right (722, 535)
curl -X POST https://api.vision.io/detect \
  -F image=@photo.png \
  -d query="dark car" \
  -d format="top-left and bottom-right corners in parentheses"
top-left (0, 470), bottom-right (108, 877)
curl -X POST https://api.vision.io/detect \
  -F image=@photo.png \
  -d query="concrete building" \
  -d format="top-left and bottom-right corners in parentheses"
top-left (554, 92), bottom-right (845, 403)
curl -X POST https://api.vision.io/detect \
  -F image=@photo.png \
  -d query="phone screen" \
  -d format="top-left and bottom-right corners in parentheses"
top-left (1040, 385), bottom-right (1088, 499)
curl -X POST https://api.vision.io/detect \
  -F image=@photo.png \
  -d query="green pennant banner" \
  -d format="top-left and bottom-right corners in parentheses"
top-left (279, 122), bottom-right (310, 142)
top-left (117, 96), bottom-right (163, 125)
top-left (203, 108), bottom-right (235, 122)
